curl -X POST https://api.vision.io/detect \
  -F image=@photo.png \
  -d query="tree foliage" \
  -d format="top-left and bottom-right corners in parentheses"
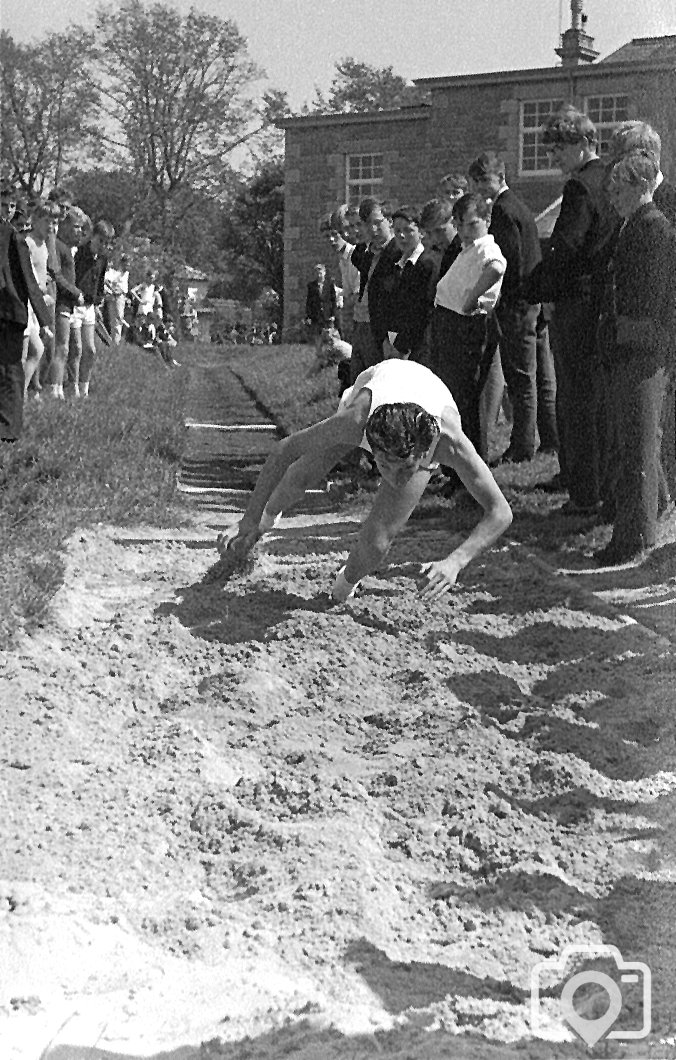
top-left (307, 57), bottom-right (429, 114)
top-left (224, 160), bottom-right (285, 318)
top-left (93, 1), bottom-right (275, 222)
top-left (0, 29), bottom-right (101, 193)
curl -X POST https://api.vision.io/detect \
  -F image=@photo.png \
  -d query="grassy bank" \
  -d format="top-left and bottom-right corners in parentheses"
top-left (0, 344), bottom-right (187, 646)
top-left (227, 342), bottom-right (339, 433)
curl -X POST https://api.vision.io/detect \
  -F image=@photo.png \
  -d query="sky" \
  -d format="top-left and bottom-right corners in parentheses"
top-left (2, 0), bottom-right (675, 110)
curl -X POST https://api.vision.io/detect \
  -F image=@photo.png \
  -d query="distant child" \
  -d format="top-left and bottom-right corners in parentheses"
top-left (153, 312), bottom-right (181, 367)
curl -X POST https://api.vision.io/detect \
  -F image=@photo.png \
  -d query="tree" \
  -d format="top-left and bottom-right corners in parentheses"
top-left (0, 29), bottom-right (101, 194)
top-left (225, 160), bottom-right (284, 320)
top-left (93, 1), bottom-right (278, 242)
top-left (306, 57), bottom-right (429, 115)
top-left (67, 167), bottom-right (143, 235)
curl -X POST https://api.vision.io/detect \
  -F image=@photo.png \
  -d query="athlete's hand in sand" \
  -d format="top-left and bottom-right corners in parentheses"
top-left (419, 556), bottom-right (462, 599)
top-left (216, 522), bottom-right (260, 560)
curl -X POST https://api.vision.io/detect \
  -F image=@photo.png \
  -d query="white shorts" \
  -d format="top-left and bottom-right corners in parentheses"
top-left (71, 304), bottom-right (96, 330)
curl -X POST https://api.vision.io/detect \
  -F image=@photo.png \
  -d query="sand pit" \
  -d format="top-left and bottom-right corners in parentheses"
top-left (2, 510), bottom-right (676, 1059)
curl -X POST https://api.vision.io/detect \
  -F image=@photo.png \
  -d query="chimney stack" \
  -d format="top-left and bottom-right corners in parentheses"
top-left (556, 0), bottom-right (599, 66)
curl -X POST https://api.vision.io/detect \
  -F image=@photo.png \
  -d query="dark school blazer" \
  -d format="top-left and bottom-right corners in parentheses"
top-left (389, 249), bottom-right (439, 358)
top-left (0, 222), bottom-right (51, 330)
top-left (351, 237), bottom-right (402, 351)
top-left (489, 188), bottom-right (542, 304)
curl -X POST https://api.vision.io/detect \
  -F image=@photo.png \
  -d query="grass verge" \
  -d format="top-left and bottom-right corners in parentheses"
top-left (0, 343), bottom-right (188, 647)
top-left (227, 342), bottom-right (339, 433)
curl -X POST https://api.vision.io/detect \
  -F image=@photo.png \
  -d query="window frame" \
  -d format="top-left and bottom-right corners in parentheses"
top-left (345, 152), bottom-right (384, 205)
top-left (518, 98), bottom-right (564, 176)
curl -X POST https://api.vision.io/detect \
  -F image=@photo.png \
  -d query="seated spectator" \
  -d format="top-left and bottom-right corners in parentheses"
top-left (150, 311), bottom-right (180, 367)
top-left (383, 204), bottom-right (438, 366)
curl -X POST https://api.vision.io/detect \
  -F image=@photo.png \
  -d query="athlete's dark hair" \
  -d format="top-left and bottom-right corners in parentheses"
top-left (365, 402), bottom-right (440, 459)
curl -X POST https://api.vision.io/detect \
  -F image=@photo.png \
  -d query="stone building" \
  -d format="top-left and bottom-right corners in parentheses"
top-left (280, 3), bottom-right (676, 335)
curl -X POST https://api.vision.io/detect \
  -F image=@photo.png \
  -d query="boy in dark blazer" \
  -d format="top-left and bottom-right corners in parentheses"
top-left (348, 198), bottom-right (401, 378)
top-left (530, 106), bottom-right (620, 514)
top-left (384, 204), bottom-right (439, 365)
top-left (469, 151), bottom-right (543, 463)
top-left (597, 150), bottom-right (676, 564)
top-left (305, 263), bottom-right (337, 351)
top-left (0, 220), bottom-right (52, 440)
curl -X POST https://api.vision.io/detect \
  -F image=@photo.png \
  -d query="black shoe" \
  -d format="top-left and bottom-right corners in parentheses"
top-left (559, 500), bottom-right (602, 517)
top-left (538, 473), bottom-right (566, 493)
top-left (489, 448), bottom-right (533, 468)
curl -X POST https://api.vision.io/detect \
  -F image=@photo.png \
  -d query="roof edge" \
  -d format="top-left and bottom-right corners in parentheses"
top-left (414, 55), bottom-right (676, 90)
top-left (280, 105), bottom-right (431, 129)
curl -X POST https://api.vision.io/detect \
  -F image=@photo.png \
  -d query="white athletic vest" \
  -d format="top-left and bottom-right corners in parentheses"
top-left (341, 359), bottom-right (457, 454)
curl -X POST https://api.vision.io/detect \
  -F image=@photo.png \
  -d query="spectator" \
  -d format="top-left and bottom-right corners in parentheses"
top-left (23, 200), bottom-right (59, 401)
top-left (430, 193), bottom-right (506, 460)
top-left (49, 206), bottom-right (86, 400)
top-left (469, 151), bottom-right (546, 464)
top-left (384, 204), bottom-right (438, 366)
top-left (104, 252), bottom-right (130, 346)
top-left (596, 150), bottom-right (676, 564)
top-left (327, 205), bottom-right (361, 340)
top-left (1, 186), bottom-right (17, 226)
top-left (606, 121), bottom-right (676, 510)
top-left (179, 294), bottom-right (198, 340)
top-left (70, 218), bottom-right (115, 397)
top-left (150, 310), bottom-right (180, 367)
top-left (437, 172), bottom-right (469, 205)
top-left (335, 198), bottom-right (402, 383)
top-left (131, 269), bottom-right (158, 317)
top-left (531, 104), bottom-right (621, 513)
top-left (0, 212), bottom-right (52, 441)
top-left (304, 263), bottom-right (337, 352)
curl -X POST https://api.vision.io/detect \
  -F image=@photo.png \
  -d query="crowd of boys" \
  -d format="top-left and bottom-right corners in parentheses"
top-left (314, 106), bottom-right (676, 566)
top-left (0, 184), bottom-right (184, 446)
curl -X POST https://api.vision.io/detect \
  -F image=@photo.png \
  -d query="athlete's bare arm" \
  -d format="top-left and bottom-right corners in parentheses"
top-left (420, 405), bottom-right (512, 598)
